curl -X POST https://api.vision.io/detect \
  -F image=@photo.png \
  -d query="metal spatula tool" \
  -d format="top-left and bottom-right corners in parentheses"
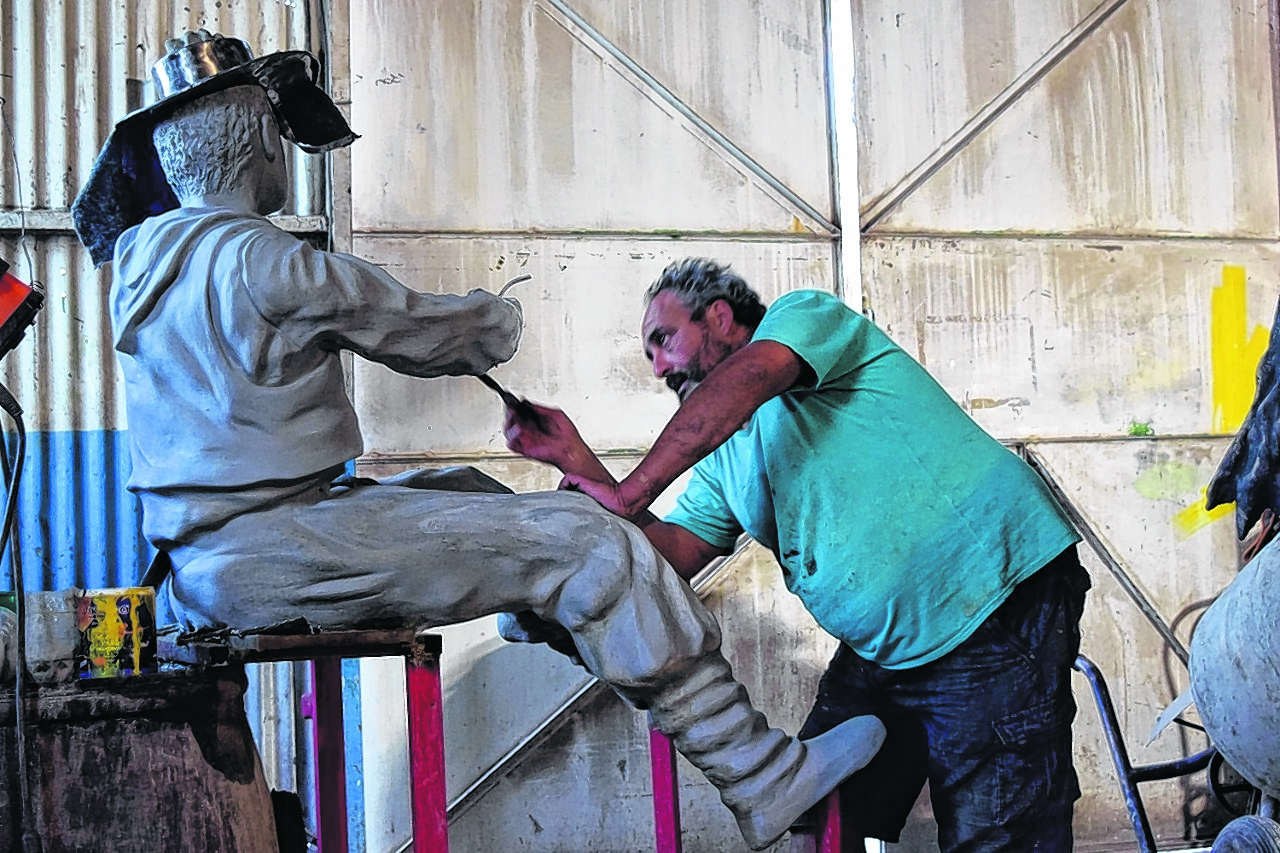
top-left (476, 373), bottom-right (546, 429)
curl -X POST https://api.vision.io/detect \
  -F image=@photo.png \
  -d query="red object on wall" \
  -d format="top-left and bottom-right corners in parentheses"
top-left (0, 258), bottom-right (43, 358)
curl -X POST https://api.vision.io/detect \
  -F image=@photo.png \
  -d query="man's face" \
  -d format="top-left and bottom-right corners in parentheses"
top-left (642, 290), bottom-right (736, 403)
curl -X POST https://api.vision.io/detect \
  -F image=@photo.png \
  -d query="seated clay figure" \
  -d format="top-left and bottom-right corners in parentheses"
top-left (71, 30), bottom-right (884, 850)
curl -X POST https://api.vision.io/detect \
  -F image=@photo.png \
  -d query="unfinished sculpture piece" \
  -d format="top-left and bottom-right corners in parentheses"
top-left (1207, 297), bottom-right (1280, 539)
top-left (1189, 534), bottom-right (1280, 802)
top-left (72, 30), bottom-right (884, 849)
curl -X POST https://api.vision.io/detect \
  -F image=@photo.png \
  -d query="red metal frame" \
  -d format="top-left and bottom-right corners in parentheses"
top-left (407, 641), bottom-right (449, 852)
top-left (649, 727), bottom-right (684, 853)
top-left (648, 726), bottom-right (843, 853)
top-left (309, 657), bottom-right (350, 853)
top-left (815, 789), bottom-right (842, 853)
top-left (298, 634), bottom-right (448, 853)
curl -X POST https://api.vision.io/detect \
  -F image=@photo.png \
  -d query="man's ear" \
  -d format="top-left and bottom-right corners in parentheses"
top-left (705, 299), bottom-right (737, 334)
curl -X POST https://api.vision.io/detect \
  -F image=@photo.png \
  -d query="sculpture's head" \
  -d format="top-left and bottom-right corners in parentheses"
top-left (73, 30), bottom-right (358, 267)
top-left (152, 84), bottom-right (288, 217)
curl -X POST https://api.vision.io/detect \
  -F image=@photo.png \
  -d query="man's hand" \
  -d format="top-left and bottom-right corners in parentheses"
top-left (504, 402), bottom-right (613, 482)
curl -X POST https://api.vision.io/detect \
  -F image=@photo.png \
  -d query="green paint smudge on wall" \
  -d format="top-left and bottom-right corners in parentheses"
top-left (1134, 461), bottom-right (1202, 501)
top-left (1128, 421), bottom-right (1154, 436)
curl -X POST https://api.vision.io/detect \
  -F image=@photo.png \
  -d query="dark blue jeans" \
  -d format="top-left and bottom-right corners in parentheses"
top-left (798, 547), bottom-right (1090, 853)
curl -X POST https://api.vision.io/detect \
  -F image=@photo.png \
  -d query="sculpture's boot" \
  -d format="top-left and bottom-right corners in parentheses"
top-left (645, 657), bottom-right (885, 851)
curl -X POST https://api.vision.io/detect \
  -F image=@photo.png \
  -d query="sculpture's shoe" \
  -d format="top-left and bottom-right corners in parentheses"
top-left (644, 656), bottom-right (885, 851)
top-left (731, 715), bottom-right (886, 850)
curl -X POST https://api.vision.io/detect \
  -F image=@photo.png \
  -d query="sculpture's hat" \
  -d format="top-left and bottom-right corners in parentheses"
top-left (72, 30), bottom-right (358, 267)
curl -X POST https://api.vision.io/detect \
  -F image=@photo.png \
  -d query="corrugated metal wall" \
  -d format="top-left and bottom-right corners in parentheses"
top-left (0, 0), bottom-right (324, 590)
top-left (0, 0), bottom-right (336, 839)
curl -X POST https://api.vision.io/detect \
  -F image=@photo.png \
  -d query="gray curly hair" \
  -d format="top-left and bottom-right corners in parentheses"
top-left (645, 257), bottom-right (767, 331)
top-left (152, 85), bottom-right (272, 199)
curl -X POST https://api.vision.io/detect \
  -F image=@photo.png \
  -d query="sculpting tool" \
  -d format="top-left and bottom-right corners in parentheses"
top-left (476, 373), bottom-right (546, 429)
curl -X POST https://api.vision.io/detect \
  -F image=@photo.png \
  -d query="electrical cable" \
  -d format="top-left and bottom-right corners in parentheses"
top-left (0, 84), bottom-right (44, 853)
top-left (0, 380), bottom-right (38, 853)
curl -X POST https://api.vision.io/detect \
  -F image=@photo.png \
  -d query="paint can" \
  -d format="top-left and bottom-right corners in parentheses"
top-left (74, 587), bottom-right (157, 679)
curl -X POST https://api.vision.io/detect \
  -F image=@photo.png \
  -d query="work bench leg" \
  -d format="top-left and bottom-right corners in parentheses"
top-left (815, 790), bottom-right (841, 853)
top-left (310, 656), bottom-right (349, 853)
top-left (650, 727), bottom-right (683, 853)
top-left (407, 647), bottom-right (449, 852)
top-left (783, 789), bottom-right (842, 853)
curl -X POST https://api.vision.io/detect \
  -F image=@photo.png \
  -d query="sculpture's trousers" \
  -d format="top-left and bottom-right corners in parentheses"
top-left (166, 476), bottom-right (721, 704)
top-left (163, 470), bottom-right (888, 850)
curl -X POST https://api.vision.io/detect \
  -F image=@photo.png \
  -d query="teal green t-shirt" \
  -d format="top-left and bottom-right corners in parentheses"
top-left (665, 290), bottom-right (1080, 669)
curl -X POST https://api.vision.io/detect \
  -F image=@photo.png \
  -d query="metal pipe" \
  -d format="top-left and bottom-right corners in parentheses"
top-left (1072, 655), bottom-right (1217, 853)
top-left (1024, 447), bottom-right (1190, 666)
top-left (540, 0), bottom-right (838, 236)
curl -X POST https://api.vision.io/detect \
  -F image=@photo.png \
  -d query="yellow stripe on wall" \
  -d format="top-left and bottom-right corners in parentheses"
top-left (1211, 265), bottom-right (1269, 434)
top-left (1178, 265), bottom-right (1271, 538)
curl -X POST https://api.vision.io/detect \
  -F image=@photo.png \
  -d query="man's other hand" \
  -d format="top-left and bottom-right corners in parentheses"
top-left (559, 473), bottom-right (643, 521)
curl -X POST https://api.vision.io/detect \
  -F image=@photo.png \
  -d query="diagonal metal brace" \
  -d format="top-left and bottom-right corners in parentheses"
top-left (1022, 446), bottom-right (1190, 667)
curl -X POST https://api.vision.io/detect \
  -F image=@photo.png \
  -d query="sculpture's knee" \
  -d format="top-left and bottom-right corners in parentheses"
top-left (553, 511), bottom-right (648, 633)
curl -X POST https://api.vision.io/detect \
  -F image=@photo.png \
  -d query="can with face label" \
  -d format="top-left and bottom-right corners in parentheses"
top-left (74, 587), bottom-right (158, 678)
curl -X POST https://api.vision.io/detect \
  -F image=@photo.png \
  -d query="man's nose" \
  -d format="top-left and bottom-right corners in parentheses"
top-left (651, 352), bottom-right (672, 378)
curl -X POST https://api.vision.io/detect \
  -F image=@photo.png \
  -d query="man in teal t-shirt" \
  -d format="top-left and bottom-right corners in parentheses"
top-left (505, 258), bottom-right (1089, 853)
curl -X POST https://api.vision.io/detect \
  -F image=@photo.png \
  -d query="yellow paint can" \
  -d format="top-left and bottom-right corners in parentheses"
top-left (74, 587), bottom-right (158, 679)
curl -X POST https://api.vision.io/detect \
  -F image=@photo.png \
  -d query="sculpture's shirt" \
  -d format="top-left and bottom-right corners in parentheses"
top-left (664, 290), bottom-right (1079, 669)
top-left (111, 207), bottom-right (521, 547)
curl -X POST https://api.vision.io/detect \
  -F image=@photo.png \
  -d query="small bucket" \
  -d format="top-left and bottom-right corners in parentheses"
top-left (74, 587), bottom-right (158, 679)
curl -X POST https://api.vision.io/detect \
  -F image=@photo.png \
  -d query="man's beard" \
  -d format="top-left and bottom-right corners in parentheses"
top-left (667, 339), bottom-right (734, 404)
top-left (675, 378), bottom-right (701, 403)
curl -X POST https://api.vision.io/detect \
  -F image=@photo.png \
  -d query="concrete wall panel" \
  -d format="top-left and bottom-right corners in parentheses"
top-left (565, 0), bottom-right (833, 214)
top-left (349, 235), bottom-right (834, 456)
top-left (864, 235), bottom-right (1279, 441)
top-left (349, 0), bottom-right (829, 234)
top-left (858, 0), bottom-right (1277, 238)
top-left (854, 0), bottom-right (1096, 211)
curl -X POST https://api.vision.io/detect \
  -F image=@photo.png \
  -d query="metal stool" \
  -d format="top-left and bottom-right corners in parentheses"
top-left (648, 726), bottom-right (842, 852)
top-left (162, 628), bottom-right (448, 853)
top-left (1074, 654), bottom-right (1214, 853)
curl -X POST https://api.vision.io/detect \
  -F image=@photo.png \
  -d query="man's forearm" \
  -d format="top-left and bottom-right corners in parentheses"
top-left (614, 341), bottom-right (802, 514)
top-left (557, 444), bottom-right (615, 484)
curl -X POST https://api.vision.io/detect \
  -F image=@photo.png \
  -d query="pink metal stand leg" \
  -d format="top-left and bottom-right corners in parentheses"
top-left (815, 789), bottom-right (842, 853)
top-left (309, 656), bottom-right (349, 853)
top-left (649, 726), bottom-right (684, 853)
top-left (407, 639), bottom-right (449, 852)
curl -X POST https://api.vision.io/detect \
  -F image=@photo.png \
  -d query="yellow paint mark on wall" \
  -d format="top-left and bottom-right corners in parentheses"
top-left (1211, 265), bottom-right (1269, 433)
top-left (1173, 488), bottom-right (1234, 539)
top-left (1175, 266), bottom-right (1270, 539)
